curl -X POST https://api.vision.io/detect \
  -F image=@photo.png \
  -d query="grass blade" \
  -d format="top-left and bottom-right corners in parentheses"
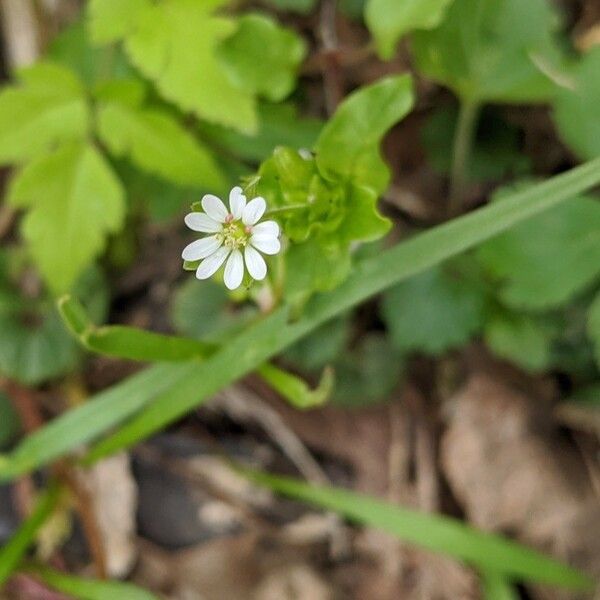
top-left (245, 470), bottom-right (592, 591)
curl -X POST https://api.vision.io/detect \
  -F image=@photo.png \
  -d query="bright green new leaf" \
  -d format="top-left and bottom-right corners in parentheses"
top-left (97, 100), bottom-right (226, 190)
top-left (412, 0), bottom-right (559, 103)
top-left (382, 265), bottom-right (486, 355)
top-left (246, 470), bottom-right (591, 590)
top-left (553, 47), bottom-right (600, 160)
top-left (88, 0), bottom-right (151, 44)
top-left (217, 13), bottom-right (306, 102)
top-left (8, 142), bottom-right (125, 295)
top-left (2, 157), bottom-right (600, 480)
top-left (26, 565), bottom-right (159, 600)
top-left (366, 0), bottom-right (454, 59)
top-left (123, 0), bottom-right (257, 132)
top-left (0, 62), bottom-right (89, 164)
top-left (484, 311), bottom-right (553, 372)
top-left (587, 292), bottom-right (600, 368)
top-left (476, 192), bottom-right (600, 310)
top-left (315, 75), bottom-right (414, 194)
top-left (258, 363), bottom-right (334, 409)
top-left (0, 485), bottom-right (61, 585)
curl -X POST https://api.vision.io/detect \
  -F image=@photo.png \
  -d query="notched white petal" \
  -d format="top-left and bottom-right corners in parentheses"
top-left (242, 197), bottom-right (266, 226)
top-left (250, 235), bottom-right (281, 255)
top-left (251, 220), bottom-right (279, 237)
top-left (182, 235), bottom-right (222, 261)
top-left (196, 247), bottom-right (230, 280)
top-left (184, 212), bottom-right (222, 233)
top-left (244, 245), bottom-right (267, 281)
top-left (201, 194), bottom-right (229, 222)
top-left (224, 249), bottom-right (244, 290)
top-left (229, 186), bottom-right (247, 219)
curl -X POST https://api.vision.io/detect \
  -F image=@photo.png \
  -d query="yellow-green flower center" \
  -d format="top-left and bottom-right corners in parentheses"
top-left (219, 220), bottom-right (250, 250)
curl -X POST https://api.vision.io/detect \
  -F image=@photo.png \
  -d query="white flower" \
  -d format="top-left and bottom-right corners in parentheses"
top-left (182, 187), bottom-right (281, 290)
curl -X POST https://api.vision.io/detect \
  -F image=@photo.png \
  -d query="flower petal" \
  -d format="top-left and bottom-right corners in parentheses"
top-left (242, 197), bottom-right (266, 225)
top-left (229, 186), bottom-right (246, 219)
top-left (244, 245), bottom-right (267, 281)
top-left (251, 220), bottom-right (279, 237)
top-left (181, 235), bottom-right (222, 261)
top-left (184, 212), bottom-right (222, 233)
top-left (224, 249), bottom-right (244, 290)
top-left (196, 246), bottom-right (230, 280)
top-left (201, 194), bottom-right (229, 222)
top-left (250, 235), bottom-right (281, 255)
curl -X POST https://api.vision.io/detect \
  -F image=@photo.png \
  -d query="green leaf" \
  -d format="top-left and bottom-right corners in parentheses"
top-left (481, 571), bottom-right (519, 600)
top-left (217, 13), bottom-right (306, 102)
top-left (8, 142), bottom-right (125, 295)
top-left (381, 265), bottom-right (486, 355)
top-left (0, 392), bottom-right (20, 450)
top-left (96, 99), bottom-right (226, 190)
top-left (284, 315), bottom-right (349, 371)
top-left (122, 0), bottom-right (257, 132)
top-left (315, 75), bottom-right (414, 193)
top-left (0, 485), bottom-right (61, 585)
top-left (199, 103), bottom-right (323, 164)
top-left (246, 470), bottom-right (592, 590)
top-left (553, 47), bottom-right (600, 161)
top-left (171, 278), bottom-right (258, 342)
top-left (587, 292), bottom-right (600, 368)
top-left (58, 294), bottom-right (215, 362)
top-left (0, 63), bottom-right (89, 165)
top-left (412, 0), bottom-right (559, 103)
top-left (26, 565), bottom-right (159, 600)
top-left (0, 263), bottom-right (108, 386)
top-left (366, 0), bottom-right (454, 59)
top-left (2, 157), bottom-right (600, 480)
top-left (258, 363), bottom-right (334, 409)
top-left (332, 334), bottom-right (403, 406)
top-left (421, 105), bottom-right (530, 183)
top-left (484, 310), bottom-right (553, 372)
top-left (476, 191), bottom-right (600, 310)
top-left (88, 0), bottom-right (151, 44)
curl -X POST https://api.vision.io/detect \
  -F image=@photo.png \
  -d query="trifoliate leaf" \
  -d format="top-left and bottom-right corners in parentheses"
top-left (216, 13), bottom-right (306, 102)
top-left (97, 99), bottom-right (226, 190)
top-left (88, 0), bottom-right (151, 44)
top-left (381, 265), bottom-right (486, 355)
top-left (412, 0), bottom-right (559, 103)
top-left (315, 75), bottom-right (414, 194)
top-left (476, 192), bottom-right (600, 310)
top-left (421, 105), bottom-right (530, 182)
top-left (484, 311), bottom-right (553, 372)
top-left (0, 261), bottom-right (108, 386)
top-left (333, 334), bottom-right (403, 406)
top-left (588, 292), bottom-right (600, 368)
top-left (8, 143), bottom-right (125, 295)
top-left (123, 0), bottom-right (257, 132)
top-left (366, 0), bottom-right (454, 60)
top-left (48, 19), bottom-right (134, 86)
top-left (553, 47), bottom-right (600, 161)
top-left (0, 62), bottom-right (89, 165)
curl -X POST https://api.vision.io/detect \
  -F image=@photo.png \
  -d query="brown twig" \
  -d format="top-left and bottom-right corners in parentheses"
top-left (318, 0), bottom-right (343, 115)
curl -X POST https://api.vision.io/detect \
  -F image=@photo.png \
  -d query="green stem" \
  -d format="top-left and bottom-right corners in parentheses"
top-left (265, 203), bottom-right (307, 216)
top-left (449, 99), bottom-right (480, 216)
